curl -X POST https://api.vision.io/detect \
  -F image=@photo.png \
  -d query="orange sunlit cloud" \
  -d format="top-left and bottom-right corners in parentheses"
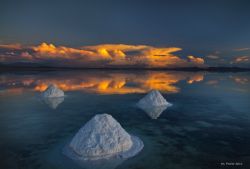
top-left (0, 42), bottom-right (205, 68)
top-left (187, 55), bottom-right (205, 65)
top-left (0, 44), bottom-right (22, 50)
top-left (233, 56), bottom-right (250, 63)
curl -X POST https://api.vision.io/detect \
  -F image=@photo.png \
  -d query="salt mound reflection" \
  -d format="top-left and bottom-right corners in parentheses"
top-left (139, 106), bottom-right (168, 119)
top-left (43, 97), bottom-right (64, 109)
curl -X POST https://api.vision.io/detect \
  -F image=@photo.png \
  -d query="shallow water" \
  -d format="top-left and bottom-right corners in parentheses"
top-left (0, 70), bottom-right (249, 169)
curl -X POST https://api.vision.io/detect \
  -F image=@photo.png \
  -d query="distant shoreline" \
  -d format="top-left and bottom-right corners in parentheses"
top-left (0, 65), bottom-right (250, 72)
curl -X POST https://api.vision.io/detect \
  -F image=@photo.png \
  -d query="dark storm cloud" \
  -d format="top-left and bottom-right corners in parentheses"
top-left (1, 0), bottom-right (250, 47)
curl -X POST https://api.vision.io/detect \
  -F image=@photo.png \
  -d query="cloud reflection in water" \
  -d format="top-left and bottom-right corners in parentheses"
top-left (0, 71), bottom-right (206, 95)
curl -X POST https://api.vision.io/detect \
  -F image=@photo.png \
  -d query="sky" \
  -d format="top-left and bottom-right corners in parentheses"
top-left (0, 0), bottom-right (250, 68)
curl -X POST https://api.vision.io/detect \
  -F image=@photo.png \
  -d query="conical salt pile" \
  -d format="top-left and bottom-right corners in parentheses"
top-left (137, 90), bottom-right (171, 108)
top-left (65, 114), bottom-right (143, 161)
top-left (41, 84), bottom-right (64, 98)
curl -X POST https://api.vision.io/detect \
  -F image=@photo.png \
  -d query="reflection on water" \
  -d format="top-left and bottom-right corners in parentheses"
top-left (230, 75), bottom-right (249, 84)
top-left (42, 97), bottom-right (65, 109)
top-left (0, 70), bottom-right (250, 169)
top-left (48, 141), bottom-right (126, 169)
top-left (1, 71), bottom-right (248, 96)
top-left (138, 105), bottom-right (168, 119)
top-left (0, 71), bottom-right (205, 95)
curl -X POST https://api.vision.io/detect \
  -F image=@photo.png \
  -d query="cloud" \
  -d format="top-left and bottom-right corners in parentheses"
top-left (0, 42), bottom-right (205, 68)
top-left (233, 56), bottom-right (250, 63)
top-left (206, 55), bottom-right (219, 59)
top-left (233, 48), bottom-right (250, 52)
top-left (20, 52), bottom-right (33, 60)
top-left (0, 44), bottom-right (22, 50)
top-left (33, 43), bottom-right (97, 60)
top-left (187, 55), bottom-right (204, 65)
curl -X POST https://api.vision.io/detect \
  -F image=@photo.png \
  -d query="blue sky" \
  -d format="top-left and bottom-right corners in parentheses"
top-left (0, 0), bottom-right (250, 67)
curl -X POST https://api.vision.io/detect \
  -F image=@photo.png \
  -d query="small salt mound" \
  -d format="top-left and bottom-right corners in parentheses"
top-left (137, 90), bottom-right (172, 108)
top-left (41, 84), bottom-right (64, 98)
top-left (64, 114), bottom-right (143, 161)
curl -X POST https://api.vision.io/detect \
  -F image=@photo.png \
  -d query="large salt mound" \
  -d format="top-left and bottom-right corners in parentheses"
top-left (41, 84), bottom-right (64, 98)
top-left (64, 114), bottom-right (143, 161)
top-left (137, 90), bottom-right (171, 108)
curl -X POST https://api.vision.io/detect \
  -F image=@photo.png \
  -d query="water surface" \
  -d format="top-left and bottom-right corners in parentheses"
top-left (0, 70), bottom-right (249, 169)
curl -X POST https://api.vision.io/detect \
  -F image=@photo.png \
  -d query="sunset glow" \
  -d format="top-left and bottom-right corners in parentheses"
top-left (0, 43), bottom-right (205, 68)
